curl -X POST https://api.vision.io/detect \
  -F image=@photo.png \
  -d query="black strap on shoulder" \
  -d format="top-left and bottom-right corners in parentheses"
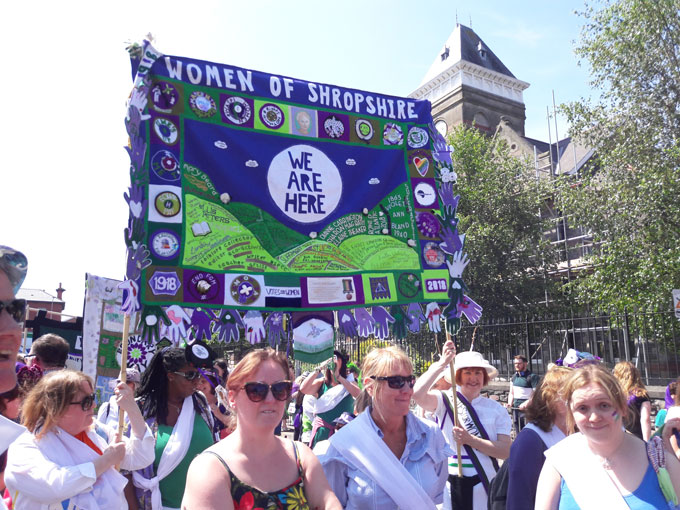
top-left (203, 450), bottom-right (231, 474)
top-left (291, 440), bottom-right (304, 478)
top-left (441, 391), bottom-right (498, 494)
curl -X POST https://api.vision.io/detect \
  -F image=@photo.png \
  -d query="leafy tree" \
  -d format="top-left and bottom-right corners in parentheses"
top-left (561, 0), bottom-right (680, 310)
top-left (447, 125), bottom-right (561, 316)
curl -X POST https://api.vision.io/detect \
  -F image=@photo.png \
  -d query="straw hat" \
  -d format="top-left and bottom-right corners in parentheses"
top-left (444, 351), bottom-right (498, 383)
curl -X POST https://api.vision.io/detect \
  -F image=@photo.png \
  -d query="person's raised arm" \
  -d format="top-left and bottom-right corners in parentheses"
top-left (115, 382), bottom-right (147, 439)
top-left (413, 340), bottom-right (455, 413)
top-left (300, 361), bottom-right (328, 395)
top-left (336, 373), bottom-right (361, 398)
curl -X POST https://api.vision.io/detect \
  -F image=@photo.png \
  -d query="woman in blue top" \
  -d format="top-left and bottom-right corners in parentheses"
top-left (320, 346), bottom-right (450, 509)
top-left (535, 365), bottom-right (680, 510)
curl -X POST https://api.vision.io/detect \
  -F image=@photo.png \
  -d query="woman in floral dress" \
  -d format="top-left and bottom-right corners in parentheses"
top-left (181, 348), bottom-right (341, 510)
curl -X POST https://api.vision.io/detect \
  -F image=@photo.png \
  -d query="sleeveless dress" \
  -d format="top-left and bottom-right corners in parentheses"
top-left (205, 441), bottom-right (311, 510)
top-left (558, 462), bottom-right (668, 510)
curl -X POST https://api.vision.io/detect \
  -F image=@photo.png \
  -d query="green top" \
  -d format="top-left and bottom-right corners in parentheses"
top-left (154, 413), bottom-right (214, 508)
top-left (313, 382), bottom-right (355, 445)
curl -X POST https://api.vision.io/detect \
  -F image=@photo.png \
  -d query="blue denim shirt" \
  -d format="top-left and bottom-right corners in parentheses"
top-left (319, 409), bottom-right (451, 509)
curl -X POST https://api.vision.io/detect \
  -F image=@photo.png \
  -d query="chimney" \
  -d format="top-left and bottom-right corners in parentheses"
top-left (56, 283), bottom-right (65, 300)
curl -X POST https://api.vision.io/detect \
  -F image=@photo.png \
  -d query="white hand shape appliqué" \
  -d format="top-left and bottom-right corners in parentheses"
top-left (244, 311), bottom-right (265, 344)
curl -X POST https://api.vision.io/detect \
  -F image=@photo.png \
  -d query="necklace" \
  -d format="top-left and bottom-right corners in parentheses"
top-left (168, 402), bottom-right (182, 413)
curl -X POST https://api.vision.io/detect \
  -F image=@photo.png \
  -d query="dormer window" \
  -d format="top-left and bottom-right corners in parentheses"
top-left (441, 46), bottom-right (450, 61)
top-left (477, 41), bottom-right (487, 60)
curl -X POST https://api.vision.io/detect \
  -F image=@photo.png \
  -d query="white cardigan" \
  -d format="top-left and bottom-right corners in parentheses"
top-left (5, 422), bottom-right (154, 510)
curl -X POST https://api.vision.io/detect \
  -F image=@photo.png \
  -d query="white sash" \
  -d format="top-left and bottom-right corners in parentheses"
top-left (330, 411), bottom-right (437, 510)
top-left (33, 427), bottom-right (127, 510)
top-left (132, 396), bottom-right (195, 510)
top-left (523, 423), bottom-right (565, 449)
top-left (544, 432), bottom-right (629, 510)
top-left (314, 382), bottom-right (350, 414)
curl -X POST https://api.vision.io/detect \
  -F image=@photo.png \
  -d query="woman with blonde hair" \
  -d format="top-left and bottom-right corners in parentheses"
top-left (320, 345), bottom-right (449, 509)
top-left (182, 348), bottom-right (341, 510)
top-left (4, 370), bottom-right (154, 510)
top-left (613, 361), bottom-right (652, 441)
top-left (535, 364), bottom-right (680, 509)
top-left (502, 367), bottom-right (571, 510)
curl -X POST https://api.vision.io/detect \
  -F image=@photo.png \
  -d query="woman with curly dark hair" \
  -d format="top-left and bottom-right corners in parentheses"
top-left (130, 347), bottom-right (216, 510)
top-left (299, 350), bottom-right (360, 448)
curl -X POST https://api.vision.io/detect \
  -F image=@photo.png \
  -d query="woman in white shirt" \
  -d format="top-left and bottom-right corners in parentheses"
top-left (5, 369), bottom-right (154, 510)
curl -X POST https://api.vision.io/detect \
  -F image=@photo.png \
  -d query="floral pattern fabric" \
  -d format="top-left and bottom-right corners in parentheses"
top-left (208, 442), bottom-right (310, 510)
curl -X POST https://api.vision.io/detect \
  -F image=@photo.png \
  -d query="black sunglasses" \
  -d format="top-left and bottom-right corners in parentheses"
top-left (71, 393), bottom-right (96, 411)
top-left (174, 370), bottom-right (200, 381)
top-left (371, 375), bottom-right (416, 389)
top-left (242, 381), bottom-right (293, 402)
top-left (0, 299), bottom-right (26, 323)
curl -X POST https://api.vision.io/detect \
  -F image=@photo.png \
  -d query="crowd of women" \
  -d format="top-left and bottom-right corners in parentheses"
top-left (3, 246), bottom-right (680, 510)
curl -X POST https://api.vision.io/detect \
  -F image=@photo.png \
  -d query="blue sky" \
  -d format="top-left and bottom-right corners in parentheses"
top-left (2, 0), bottom-right (594, 315)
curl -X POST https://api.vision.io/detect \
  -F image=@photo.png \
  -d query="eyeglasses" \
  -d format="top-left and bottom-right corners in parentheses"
top-left (370, 375), bottom-right (416, 389)
top-left (0, 299), bottom-right (26, 323)
top-left (173, 370), bottom-right (200, 381)
top-left (242, 381), bottom-right (293, 402)
top-left (70, 393), bottom-right (96, 411)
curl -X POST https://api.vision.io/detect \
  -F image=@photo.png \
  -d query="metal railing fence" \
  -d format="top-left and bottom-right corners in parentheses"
top-left (213, 307), bottom-right (680, 386)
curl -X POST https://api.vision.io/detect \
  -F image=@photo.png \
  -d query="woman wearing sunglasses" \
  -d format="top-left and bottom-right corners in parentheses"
top-left (131, 347), bottom-right (217, 510)
top-left (319, 346), bottom-right (449, 509)
top-left (182, 348), bottom-right (342, 510)
top-left (4, 369), bottom-right (154, 510)
top-left (413, 341), bottom-right (511, 510)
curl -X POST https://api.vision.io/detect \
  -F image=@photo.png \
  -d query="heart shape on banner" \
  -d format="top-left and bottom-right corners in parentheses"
top-left (129, 201), bottom-right (143, 218)
top-left (167, 310), bottom-right (182, 324)
top-left (413, 157), bottom-right (429, 177)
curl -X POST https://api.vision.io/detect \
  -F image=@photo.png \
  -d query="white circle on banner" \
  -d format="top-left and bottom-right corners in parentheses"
top-left (267, 144), bottom-right (342, 224)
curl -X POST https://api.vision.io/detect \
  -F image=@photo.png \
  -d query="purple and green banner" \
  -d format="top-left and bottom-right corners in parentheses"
top-left (130, 43), bottom-right (455, 313)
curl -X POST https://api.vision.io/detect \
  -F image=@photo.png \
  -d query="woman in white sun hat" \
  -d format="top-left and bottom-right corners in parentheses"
top-left (414, 340), bottom-right (512, 510)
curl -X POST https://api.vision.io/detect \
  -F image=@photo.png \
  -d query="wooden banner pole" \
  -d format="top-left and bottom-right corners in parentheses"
top-left (445, 320), bottom-right (463, 477)
top-left (116, 313), bottom-right (131, 469)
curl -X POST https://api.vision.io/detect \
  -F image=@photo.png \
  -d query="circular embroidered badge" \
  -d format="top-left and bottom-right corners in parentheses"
top-left (223, 96), bottom-right (252, 125)
top-left (150, 82), bottom-right (179, 112)
top-left (383, 123), bottom-right (403, 146)
top-left (423, 242), bottom-right (445, 267)
top-left (151, 150), bottom-right (180, 181)
top-left (230, 275), bottom-right (261, 305)
top-left (151, 230), bottom-right (180, 260)
top-left (259, 103), bottom-right (285, 129)
top-left (189, 91), bottom-right (216, 118)
top-left (407, 126), bottom-right (429, 148)
top-left (323, 115), bottom-right (345, 138)
top-left (154, 191), bottom-right (181, 218)
top-left (398, 273), bottom-right (421, 298)
top-left (414, 181), bottom-right (437, 207)
top-left (355, 119), bottom-right (374, 141)
top-left (188, 272), bottom-right (220, 302)
top-left (153, 118), bottom-right (179, 145)
top-left (416, 211), bottom-right (441, 238)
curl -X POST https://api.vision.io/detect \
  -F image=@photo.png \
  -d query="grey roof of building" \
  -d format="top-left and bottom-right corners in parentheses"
top-left (522, 136), bottom-right (552, 153)
top-left (458, 24), bottom-right (515, 78)
top-left (418, 24), bottom-right (518, 88)
top-left (17, 288), bottom-right (64, 304)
